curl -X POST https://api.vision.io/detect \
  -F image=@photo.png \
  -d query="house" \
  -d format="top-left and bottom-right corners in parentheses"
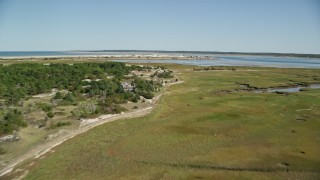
top-left (121, 82), bottom-right (134, 91)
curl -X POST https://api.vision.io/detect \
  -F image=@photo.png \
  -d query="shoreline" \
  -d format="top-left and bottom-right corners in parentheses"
top-left (0, 55), bottom-right (213, 60)
top-left (1, 54), bottom-right (320, 60)
top-left (0, 50), bottom-right (319, 59)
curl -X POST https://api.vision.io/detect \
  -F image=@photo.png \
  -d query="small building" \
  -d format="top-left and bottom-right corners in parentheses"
top-left (121, 82), bottom-right (134, 91)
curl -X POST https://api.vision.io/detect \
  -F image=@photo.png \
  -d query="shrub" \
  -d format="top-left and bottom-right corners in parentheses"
top-left (0, 109), bottom-right (27, 135)
top-left (141, 92), bottom-right (154, 99)
top-left (50, 121), bottom-right (72, 129)
top-left (53, 92), bottom-right (63, 99)
top-left (47, 112), bottom-right (55, 119)
top-left (132, 95), bottom-right (140, 103)
top-left (39, 103), bottom-right (52, 113)
top-left (157, 71), bottom-right (173, 78)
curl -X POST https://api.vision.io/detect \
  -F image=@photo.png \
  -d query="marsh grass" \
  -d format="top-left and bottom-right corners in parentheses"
top-left (4, 65), bottom-right (320, 179)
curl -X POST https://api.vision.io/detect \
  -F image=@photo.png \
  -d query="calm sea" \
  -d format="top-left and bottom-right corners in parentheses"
top-left (0, 51), bottom-right (120, 57)
top-left (0, 51), bottom-right (320, 68)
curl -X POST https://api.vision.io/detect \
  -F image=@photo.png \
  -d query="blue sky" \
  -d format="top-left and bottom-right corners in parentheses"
top-left (0, 0), bottom-right (319, 53)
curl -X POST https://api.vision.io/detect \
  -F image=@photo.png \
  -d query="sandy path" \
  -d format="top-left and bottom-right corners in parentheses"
top-left (0, 81), bottom-right (183, 177)
top-left (0, 80), bottom-right (183, 177)
top-left (0, 106), bottom-right (154, 177)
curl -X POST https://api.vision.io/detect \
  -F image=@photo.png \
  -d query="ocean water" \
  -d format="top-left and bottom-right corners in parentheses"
top-left (0, 51), bottom-right (121, 57)
top-left (0, 51), bottom-right (320, 68)
top-left (113, 56), bottom-right (320, 69)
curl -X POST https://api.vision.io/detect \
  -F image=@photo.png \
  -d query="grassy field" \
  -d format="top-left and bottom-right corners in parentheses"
top-left (4, 65), bottom-right (320, 179)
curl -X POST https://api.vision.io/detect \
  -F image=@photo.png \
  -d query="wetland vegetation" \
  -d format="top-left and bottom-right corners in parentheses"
top-left (2, 62), bottom-right (319, 179)
top-left (0, 61), bottom-right (179, 172)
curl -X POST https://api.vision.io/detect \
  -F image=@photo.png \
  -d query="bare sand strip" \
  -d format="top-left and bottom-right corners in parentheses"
top-left (0, 54), bottom-right (195, 60)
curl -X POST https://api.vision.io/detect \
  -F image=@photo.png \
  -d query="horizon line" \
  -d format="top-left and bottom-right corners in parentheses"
top-left (0, 50), bottom-right (319, 55)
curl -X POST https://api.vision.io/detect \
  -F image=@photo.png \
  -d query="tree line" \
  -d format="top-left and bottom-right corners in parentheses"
top-left (0, 62), bottom-right (161, 135)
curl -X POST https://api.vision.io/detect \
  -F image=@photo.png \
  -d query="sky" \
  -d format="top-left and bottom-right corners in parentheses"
top-left (0, 0), bottom-right (319, 53)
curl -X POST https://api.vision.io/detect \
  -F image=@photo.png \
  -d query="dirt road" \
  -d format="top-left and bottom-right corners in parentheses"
top-left (0, 106), bottom-right (154, 177)
top-left (0, 80), bottom-right (183, 178)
